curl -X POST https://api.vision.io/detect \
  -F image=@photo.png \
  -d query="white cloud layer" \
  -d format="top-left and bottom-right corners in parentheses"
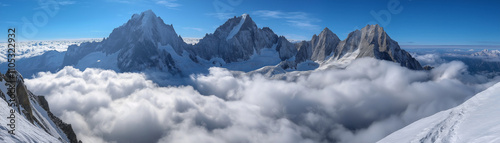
top-left (413, 53), bottom-right (445, 67)
top-left (25, 58), bottom-right (500, 143)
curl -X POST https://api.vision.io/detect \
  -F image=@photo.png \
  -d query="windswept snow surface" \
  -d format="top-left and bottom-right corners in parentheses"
top-left (0, 100), bottom-right (60, 143)
top-left (74, 51), bottom-right (119, 71)
top-left (378, 82), bottom-right (500, 143)
top-left (0, 80), bottom-right (61, 142)
top-left (226, 14), bottom-right (247, 41)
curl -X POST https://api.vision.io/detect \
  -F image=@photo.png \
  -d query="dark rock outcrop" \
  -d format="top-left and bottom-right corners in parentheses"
top-left (37, 96), bottom-right (80, 143)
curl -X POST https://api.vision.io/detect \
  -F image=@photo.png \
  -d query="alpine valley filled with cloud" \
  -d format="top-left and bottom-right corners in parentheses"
top-left (1, 0), bottom-right (500, 143)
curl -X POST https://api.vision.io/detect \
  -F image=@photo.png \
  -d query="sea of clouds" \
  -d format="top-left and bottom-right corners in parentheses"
top-left (24, 57), bottom-right (500, 143)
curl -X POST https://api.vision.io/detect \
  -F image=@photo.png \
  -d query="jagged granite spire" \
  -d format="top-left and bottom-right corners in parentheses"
top-left (310, 27), bottom-right (341, 61)
top-left (64, 10), bottom-right (186, 72)
top-left (332, 24), bottom-right (422, 70)
top-left (190, 14), bottom-right (279, 63)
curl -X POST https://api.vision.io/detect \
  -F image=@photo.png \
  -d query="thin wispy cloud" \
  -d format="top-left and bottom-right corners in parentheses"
top-left (183, 27), bottom-right (204, 32)
top-left (207, 13), bottom-right (236, 20)
top-left (283, 34), bottom-right (309, 41)
top-left (156, 0), bottom-right (181, 8)
top-left (252, 10), bottom-right (321, 30)
top-left (32, 0), bottom-right (76, 10)
top-left (106, 0), bottom-right (182, 8)
top-left (106, 0), bottom-right (136, 4)
top-left (474, 41), bottom-right (500, 45)
top-left (58, 1), bottom-right (76, 5)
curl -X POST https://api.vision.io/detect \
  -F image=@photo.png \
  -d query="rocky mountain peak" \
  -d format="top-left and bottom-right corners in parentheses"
top-left (333, 24), bottom-right (422, 70)
top-left (191, 13), bottom-right (278, 63)
top-left (64, 10), bottom-right (184, 72)
top-left (309, 27), bottom-right (341, 61)
top-left (360, 24), bottom-right (388, 41)
top-left (131, 9), bottom-right (157, 20)
top-left (126, 9), bottom-right (167, 32)
top-left (320, 27), bottom-right (333, 35)
top-left (212, 13), bottom-right (258, 41)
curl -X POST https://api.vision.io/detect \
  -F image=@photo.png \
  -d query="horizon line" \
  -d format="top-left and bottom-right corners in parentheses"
top-left (4, 38), bottom-right (500, 47)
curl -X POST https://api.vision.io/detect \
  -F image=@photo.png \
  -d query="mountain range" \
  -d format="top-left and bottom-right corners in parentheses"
top-left (3, 10), bottom-right (499, 143)
top-left (0, 10), bottom-right (424, 141)
top-left (7, 10), bottom-right (422, 78)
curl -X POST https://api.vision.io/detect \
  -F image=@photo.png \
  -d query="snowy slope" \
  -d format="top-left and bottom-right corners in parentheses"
top-left (0, 78), bottom-right (64, 142)
top-left (0, 70), bottom-right (79, 142)
top-left (0, 96), bottom-right (60, 142)
top-left (378, 82), bottom-right (500, 143)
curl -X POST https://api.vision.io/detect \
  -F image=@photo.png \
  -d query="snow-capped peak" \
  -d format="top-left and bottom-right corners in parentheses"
top-left (130, 9), bottom-right (160, 29)
top-left (471, 49), bottom-right (500, 57)
top-left (242, 13), bottom-right (249, 19)
top-left (226, 14), bottom-right (249, 41)
top-left (131, 9), bottom-right (156, 20)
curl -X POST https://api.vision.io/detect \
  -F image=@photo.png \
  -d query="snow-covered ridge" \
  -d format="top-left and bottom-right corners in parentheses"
top-left (0, 70), bottom-right (79, 142)
top-left (378, 82), bottom-right (500, 143)
top-left (183, 37), bottom-right (303, 45)
top-left (11, 10), bottom-right (423, 80)
top-left (226, 13), bottom-right (248, 41)
top-left (0, 95), bottom-right (60, 142)
top-left (471, 49), bottom-right (500, 57)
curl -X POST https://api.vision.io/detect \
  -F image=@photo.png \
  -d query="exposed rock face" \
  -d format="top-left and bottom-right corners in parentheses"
top-left (190, 14), bottom-right (280, 62)
top-left (0, 70), bottom-right (80, 143)
top-left (332, 25), bottom-right (423, 70)
top-left (276, 36), bottom-right (297, 60)
top-left (423, 65), bottom-right (434, 70)
top-left (55, 10), bottom-right (422, 78)
top-left (310, 28), bottom-right (341, 61)
top-left (294, 28), bottom-right (341, 63)
top-left (37, 96), bottom-right (79, 143)
top-left (16, 81), bottom-right (35, 124)
top-left (63, 10), bottom-right (185, 73)
top-left (295, 41), bottom-right (312, 63)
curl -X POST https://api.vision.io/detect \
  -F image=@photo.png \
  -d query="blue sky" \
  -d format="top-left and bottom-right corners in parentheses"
top-left (1, 0), bottom-right (499, 45)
